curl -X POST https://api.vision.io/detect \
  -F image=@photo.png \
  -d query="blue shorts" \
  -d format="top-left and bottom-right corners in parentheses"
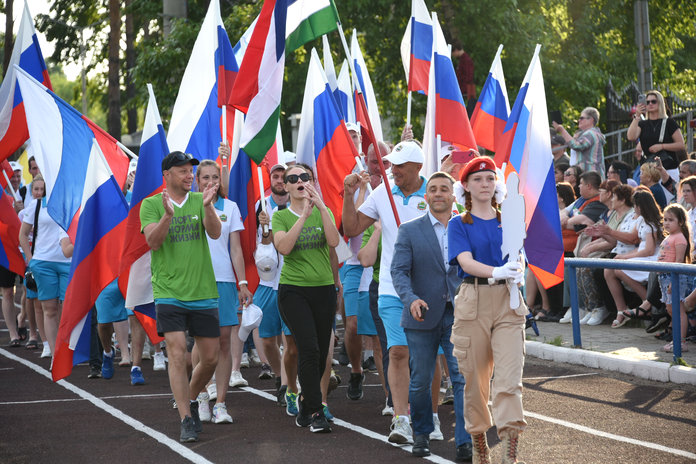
top-left (26, 288), bottom-right (38, 299)
top-left (357, 291), bottom-right (377, 336)
top-left (255, 285), bottom-right (291, 338)
top-left (217, 281), bottom-right (240, 327)
top-left (341, 264), bottom-right (363, 317)
top-left (378, 294), bottom-right (407, 349)
top-left (30, 259), bottom-right (70, 301)
top-left (95, 280), bottom-right (128, 324)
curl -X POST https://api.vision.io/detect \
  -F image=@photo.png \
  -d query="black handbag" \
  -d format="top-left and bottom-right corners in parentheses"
top-left (24, 199), bottom-right (41, 292)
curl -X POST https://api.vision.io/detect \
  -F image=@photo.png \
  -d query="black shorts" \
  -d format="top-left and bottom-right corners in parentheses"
top-left (155, 304), bottom-right (220, 338)
top-left (0, 266), bottom-right (18, 288)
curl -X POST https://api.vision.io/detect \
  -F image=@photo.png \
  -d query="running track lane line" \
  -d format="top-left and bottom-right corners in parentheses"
top-left (241, 386), bottom-right (457, 464)
top-left (0, 348), bottom-right (214, 464)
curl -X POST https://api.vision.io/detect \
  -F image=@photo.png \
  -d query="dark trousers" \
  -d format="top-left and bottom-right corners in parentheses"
top-left (369, 278), bottom-right (392, 405)
top-left (278, 284), bottom-right (336, 415)
top-left (89, 307), bottom-right (102, 369)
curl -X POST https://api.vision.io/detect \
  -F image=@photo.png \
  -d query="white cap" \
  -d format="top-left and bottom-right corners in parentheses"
top-left (345, 122), bottom-right (361, 133)
top-left (282, 151), bottom-right (296, 165)
top-left (384, 140), bottom-right (424, 165)
top-left (238, 304), bottom-right (263, 342)
top-left (9, 161), bottom-right (22, 172)
top-left (270, 163), bottom-right (287, 175)
top-left (255, 243), bottom-right (279, 281)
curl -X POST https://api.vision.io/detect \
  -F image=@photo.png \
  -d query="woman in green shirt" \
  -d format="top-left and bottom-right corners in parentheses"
top-left (272, 165), bottom-right (340, 433)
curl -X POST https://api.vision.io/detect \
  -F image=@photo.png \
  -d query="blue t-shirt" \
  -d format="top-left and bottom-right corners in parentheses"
top-left (448, 214), bottom-right (506, 278)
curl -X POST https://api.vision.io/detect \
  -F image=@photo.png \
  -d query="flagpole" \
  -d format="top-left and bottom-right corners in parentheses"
top-left (436, 134), bottom-right (441, 172)
top-left (116, 141), bottom-right (138, 160)
top-left (406, 91), bottom-right (412, 127)
top-left (222, 104), bottom-right (228, 150)
top-left (335, 23), bottom-right (401, 226)
top-left (2, 171), bottom-right (20, 201)
top-left (257, 166), bottom-right (268, 234)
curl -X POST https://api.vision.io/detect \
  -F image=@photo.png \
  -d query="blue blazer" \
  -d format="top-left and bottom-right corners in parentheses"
top-left (391, 213), bottom-right (462, 330)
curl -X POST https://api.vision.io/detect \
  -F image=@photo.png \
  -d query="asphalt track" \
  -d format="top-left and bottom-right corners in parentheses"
top-left (1, 335), bottom-right (695, 464)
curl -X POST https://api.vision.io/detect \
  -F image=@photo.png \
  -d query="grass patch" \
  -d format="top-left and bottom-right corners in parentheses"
top-left (545, 335), bottom-right (564, 347)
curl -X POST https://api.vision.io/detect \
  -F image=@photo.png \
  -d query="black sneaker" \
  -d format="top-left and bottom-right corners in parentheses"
top-left (190, 400), bottom-right (202, 433)
top-left (361, 356), bottom-right (377, 372)
top-left (295, 397), bottom-right (311, 428)
top-left (336, 344), bottom-right (350, 366)
top-left (277, 384), bottom-right (287, 407)
top-left (87, 365), bottom-right (102, 379)
top-left (309, 410), bottom-right (332, 433)
top-left (346, 372), bottom-right (364, 400)
top-left (180, 416), bottom-right (199, 443)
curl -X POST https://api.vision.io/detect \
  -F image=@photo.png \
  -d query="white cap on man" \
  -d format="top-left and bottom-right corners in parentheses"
top-left (384, 140), bottom-right (424, 165)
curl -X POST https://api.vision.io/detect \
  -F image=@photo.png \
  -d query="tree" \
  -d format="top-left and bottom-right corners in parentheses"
top-left (107, 0), bottom-right (121, 139)
top-left (3, 0), bottom-right (12, 77)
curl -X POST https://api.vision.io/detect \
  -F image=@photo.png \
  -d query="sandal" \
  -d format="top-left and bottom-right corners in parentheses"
top-left (8, 339), bottom-right (21, 348)
top-left (534, 309), bottom-right (551, 321)
top-left (25, 339), bottom-right (40, 350)
top-left (622, 306), bottom-right (651, 320)
top-left (611, 314), bottom-right (629, 328)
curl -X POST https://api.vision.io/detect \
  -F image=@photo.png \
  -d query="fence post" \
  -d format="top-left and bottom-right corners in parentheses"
top-left (671, 272), bottom-right (682, 360)
top-left (567, 265), bottom-right (582, 348)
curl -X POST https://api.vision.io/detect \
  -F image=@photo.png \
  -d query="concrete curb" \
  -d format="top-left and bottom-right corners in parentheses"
top-left (525, 340), bottom-right (696, 385)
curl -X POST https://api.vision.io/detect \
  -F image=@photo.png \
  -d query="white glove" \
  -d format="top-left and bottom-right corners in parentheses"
top-left (494, 166), bottom-right (507, 204)
top-left (491, 262), bottom-right (522, 281)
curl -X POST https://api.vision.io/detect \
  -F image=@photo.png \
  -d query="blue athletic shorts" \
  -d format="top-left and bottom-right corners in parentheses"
top-left (30, 259), bottom-right (70, 301)
top-left (357, 290), bottom-right (377, 336)
top-left (378, 294), bottom-right (407, 349)
top-left (95, 280), bottom-right (128, 324)
top-left (217, 281), bottom-right (240, 327)
top-left (341, 264), bottom-right (363, 317)
top-left (255, 285), bottom-right (291, 338)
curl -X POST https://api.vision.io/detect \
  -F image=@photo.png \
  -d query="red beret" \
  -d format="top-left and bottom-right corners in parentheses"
top-left (459, 156), bottom-right (496, 183)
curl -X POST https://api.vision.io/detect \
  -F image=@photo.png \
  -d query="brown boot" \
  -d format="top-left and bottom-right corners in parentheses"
top-left (471, 433), bottom-right (490, 464)
top-left (501, 430), bottom-right (525, 464)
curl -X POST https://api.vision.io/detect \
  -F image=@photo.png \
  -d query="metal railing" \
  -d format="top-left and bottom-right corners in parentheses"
top-left (564, 258), bottom-right (696, 361)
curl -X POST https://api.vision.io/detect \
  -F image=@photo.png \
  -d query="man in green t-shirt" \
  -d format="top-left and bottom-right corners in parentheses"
top-left (140, 151), bottom-right (221, 443)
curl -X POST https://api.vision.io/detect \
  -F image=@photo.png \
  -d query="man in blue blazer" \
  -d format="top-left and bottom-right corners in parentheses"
top-left (392, 172), bottom-right (472, 461)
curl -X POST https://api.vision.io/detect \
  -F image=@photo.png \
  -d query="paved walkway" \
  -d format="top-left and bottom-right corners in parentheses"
top-left (526, 318), bottom-right (696, 385)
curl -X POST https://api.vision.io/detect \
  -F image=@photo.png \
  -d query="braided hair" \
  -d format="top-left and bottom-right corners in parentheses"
top-left (461, 190), bottom-right (501, 224)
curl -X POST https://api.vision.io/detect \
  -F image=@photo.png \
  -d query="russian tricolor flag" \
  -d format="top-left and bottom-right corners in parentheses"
top-left (119, 84), bottom-right (167, 344)
top-left (0, 2), bottom-right (52, 161)
top-left (0, 189), bottom-right (25, 276)
top-left (296, 48), bottom-right (359, 229)
top-left (168, 0), bottom-right (236, 159)
top-left (351, 29), bottom-right (383, 150)
top-left (400, 0), bottom-right (432, 94)
top-left (495, 45), bottom-right (564, 289)
top-left (422, 13), bottom-right (477, 176)
top-left (471, 45), bottom-right (510, 154)
top-left (16, 68), bottom-right (130, 381)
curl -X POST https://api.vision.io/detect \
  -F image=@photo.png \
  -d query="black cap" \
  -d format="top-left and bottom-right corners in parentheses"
top-left (162, 151), bottom-right (199, 172)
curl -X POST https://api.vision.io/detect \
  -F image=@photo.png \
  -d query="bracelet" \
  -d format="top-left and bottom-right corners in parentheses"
top-left (238, 280), bottom-right (248, 287)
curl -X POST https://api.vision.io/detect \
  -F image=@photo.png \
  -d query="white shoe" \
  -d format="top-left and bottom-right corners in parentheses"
top-left (142, 339), bottom-right (152, 360)
top-left (153, 352), bottom-right (166, 371)
top-left (388, 415), bottom-right (413, 444)
top-left (579, 311), bottom-right (593, 325)
top-left (430, 415), bottom-right (444, 441)
top-left (197, 393), bottom-right (211, 422)
top-left (587, 306), bottom-right (609, 326)
top-left (212, 403), bottom-right (234, 424)
top-left (207, 383), bottom-right (218, 401)
top-left (240, 353), bottom-right (250, 368)
top-left (381, 398), bottom-right (394, 416)
top-left (250, 348), bottom-right (261, 367)
top-left (229, 370), bottom-right (248, 387)
top-left (40, 344), bottom-right (52, 358)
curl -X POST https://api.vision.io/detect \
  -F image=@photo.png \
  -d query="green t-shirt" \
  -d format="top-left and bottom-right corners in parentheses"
top-left (140, 192), bottom-right (218, 302)
top-left (360, 224), bottom-right (381, 283)
top-left (272, 206), bottom-right (335, 286)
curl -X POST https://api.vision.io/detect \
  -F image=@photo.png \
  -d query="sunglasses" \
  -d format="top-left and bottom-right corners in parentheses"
top-left (646, 99), bottom-right (658, 104)
top-left (564, 171), bottom-right (574, 176)
top-left (578, 116), bottom-right (593, 120)
top-left (286, 172), bottom-right (310, 184)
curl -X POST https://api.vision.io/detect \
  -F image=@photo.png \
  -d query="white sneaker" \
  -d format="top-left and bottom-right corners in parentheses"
top-left (250, 348), bottom-right (261, 367)
top-left (40, 344), bottom-right (52, 358)
top-left (197, 393), bottom-right (211, 422)
top-left (579, 311), bottom-right (593, 325)
top-left (587, 307), bottom-right (609, 326)
top-left (142, 339), bottom-right (152, 360)
top-left (558, 308), bottom-right (572, 323)
top-left (229, 370), bottom-right (248, 387)
top-left (212, 403), bottom-right (234, 424)
top-left (207, 383), bottom-right (218, 401)
top-left (388, 415), bottom-right (413, 444)
top-left (240, 353), bottom-right (250, 368)
top-left (381, 398), bottom-right (394, 416)
top-left (430, 415), bottom-right (444, 441)
top-left (153, 352), bottom-right (166, 371)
